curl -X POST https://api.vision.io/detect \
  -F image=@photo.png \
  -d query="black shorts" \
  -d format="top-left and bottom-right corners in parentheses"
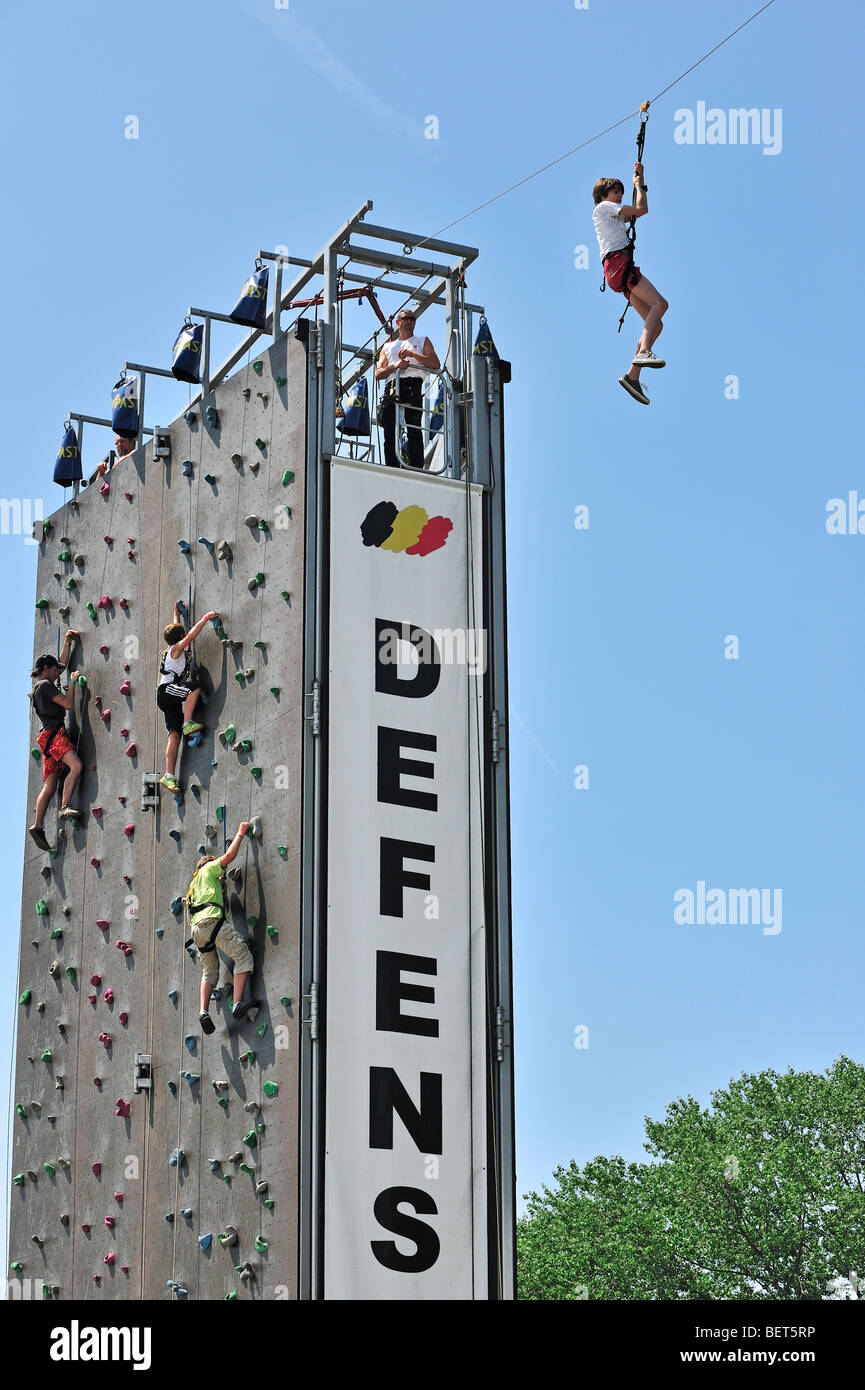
top-left (157, 683), bottom-right (185, 735)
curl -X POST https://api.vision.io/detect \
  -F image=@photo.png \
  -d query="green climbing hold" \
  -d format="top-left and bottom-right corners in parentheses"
top-left (19, 990), bottom-right (31, 1006)
top-left (49, 848), bottom-right (58, 860)
top-left (223, 1174), bottom-right (232, 1185)
top-left (31, 747), bottom-right (40, 761)
top-left (41, 1050), bottom-right (53, 1063)
top-left (86, 603), bottom-right (97, 619)
top-left (282, 506), bottom-right (292, 519)
top-left (223, 724), bottom-right (236, 745)
top-left (254, 1237), bottom-right (268, 1253)
top-left (242, 1130), bottom-right (257, 1148)
top-left (13, 1174), bottom-right (24, 1188)
top-left (264, 1198), bottom-right (274, 1211)
top-left (42, 1284), bottom-right (52, 1299)
top-left (10, 1262), bottom-right (23, 1272)
top-left (256, 1023), bottom-right (267, 1038)
top-left (234, 672), bottom-right (245, 684)
top-left (239, 738), bottom-right (252, 751)
top-left (277, 845), bottom-right (287, 859)
top-left (15, 1104), bottom-right (26, 1118)
top-left (225, 1290), bottom-right (237, 1301)
top-left (257, 519), bottom-right (268, 531)
top-left (252, 361), bottom-right (263, 376)
top-left (43, 1162), bottom-right (56, 1177)
top-left (263, 1081), bottom-right (278, 1097)
top-left (269, 687), bottom-right (280, 698)
top-left (281, 469), bottom-right (294, 486)
top-left (254, 438), bottom-right (266, 452)
top-left (64, 967), bottom-right (76, 982)
top-left (280, 590), bottom-right (289, 601)
top-left (216, 805), bottom-right (225, 822)
top-left (49, 929), bottom-right (63, 940)
top-left (57, 549), bottom-right (71, 562)
top-left (245, 1050), bottom-right (256, 1065)
top-left (35, 598), bottom-right (50, 610)
top-left (246, 915), bottom-right (258, 929)
top-left (218, 1098), bottom-right (229, 1111)
top-left (253, 640), bottom-right (267, 651)
top-left (265, 926), bottom-right (278, 940)
top-left (250, 767), bottom-right (262, 779)
top-left (77, 674), bottom-right (87, 687)
top-left (239, 1163), bottom-right (254, 1177)
top-left (36, 900), bottom-right (48, 916)
top-left (275, 376), bottom-right (286, 388)
top-left (279, 995), bottom-right (290, 1008)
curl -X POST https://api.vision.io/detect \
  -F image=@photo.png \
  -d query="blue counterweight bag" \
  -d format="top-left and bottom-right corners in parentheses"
top-left (54, 422), bottom-right (83, 485)
top-left (472, 314), bottom-right (500, 360)
top-left (429, 380), bottom-right (444, 437)
top-left (337, 377), bottom-right (370, 436)
top-left (229, 263), bottom-right (269, 330)
top-left (171, 320), bottom-right (203, 383)
top-left (111, 374), bottom-right (139, 439)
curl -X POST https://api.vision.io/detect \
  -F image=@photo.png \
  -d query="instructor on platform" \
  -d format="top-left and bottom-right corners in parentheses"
top-left (375, 308), bottom-right (440, 470)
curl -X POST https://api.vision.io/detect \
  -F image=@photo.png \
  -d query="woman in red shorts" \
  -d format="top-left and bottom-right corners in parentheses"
top-left (592, 161), bottom-right (669, 405)
top-left (28, 641), bottom-right (84, 850)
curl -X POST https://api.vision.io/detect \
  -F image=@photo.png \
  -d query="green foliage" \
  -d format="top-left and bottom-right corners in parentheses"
top-left (518, 1056), bottom-right (865, 1300)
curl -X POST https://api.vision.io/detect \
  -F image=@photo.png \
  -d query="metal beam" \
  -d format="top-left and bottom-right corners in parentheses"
top-left (352, 221), bottom-right (478, 264)
top-left (337, 243), bottom-right (454, 280)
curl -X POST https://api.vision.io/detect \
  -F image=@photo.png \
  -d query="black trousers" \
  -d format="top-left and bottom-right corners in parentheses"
top-left (379, 378), bottom-right (424, 470)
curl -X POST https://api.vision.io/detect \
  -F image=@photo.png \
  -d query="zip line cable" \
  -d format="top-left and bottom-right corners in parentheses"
top-left (404, 0), bottom-right (779, 253)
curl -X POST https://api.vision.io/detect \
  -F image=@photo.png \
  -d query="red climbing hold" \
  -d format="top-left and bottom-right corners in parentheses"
top-left (118, 1011), bottom-right (128, 1026)
top-left (96, 919), bottom-right (109, 932)
top-left (114, 1098), bottom-right (130, 1117)
top-left (91, 1163), bottom-right (101, 1176)
top-left (115, 940), bottom-right (132, 956)
top-left (88, 994), bottom-right (97, 1004)
top-left (118, 598), bottom-right (129, 610)
top-left (127, 538), bottom-right (135, 546)
top-left (92, 807), bottom-right (102, 818)
top-left (97, 595), bottom-right (111, 610)
top-left (120, 728), bottom-right (129, 738)
top-left (93, 1076), bottom-right (101, 1085)
top-left (104, 988), bottom-right (114, 1003)
top-left (90, 974), bottom-right (102, 987)
top-left (104, 535), bottom-right (113, 544)
top-left (104, 1216), bottom-right (114, 1229)
top-left (119, 679), bottom-right (130, 694)
top-left (93, 1275), bottom-right (101, 1283)
top-left (99, 481), bottom-right (110, 497)
top-left (103, 1251), bottom-right (115, 1265)
top-left (98, 1032), bottom-right (112, 1048)
top-left (123, 875), bottom-right (131, 885)
top-left (100, 710), bottom-right (111, 722)
top-left (99, 645), bottom-right (109, 655)
top-left (114, 1191), bottom-right (123, 1203)
top-left (124, 492), bottom-right (133, 501)
top-left (82, 1224), bottom-right (91, 1233)
top-left (90, 857), bottom-right (101, 869)
top-left (124, 743), bottom-right (136, 758)
top-left (118, 796), bottom-right (127, 806)
top-left (123, 824), bottom-right (134, 837)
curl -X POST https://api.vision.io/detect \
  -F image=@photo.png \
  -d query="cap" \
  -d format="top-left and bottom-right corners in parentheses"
top-left (31, 655), bottom-right (63, 678)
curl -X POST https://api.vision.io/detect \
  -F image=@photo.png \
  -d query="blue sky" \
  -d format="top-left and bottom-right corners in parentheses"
top-left (1, 0), bottom-right (860, 1253)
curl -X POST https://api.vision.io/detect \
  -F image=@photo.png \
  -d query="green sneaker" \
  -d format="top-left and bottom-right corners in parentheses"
top-left (160, 774), bottom-right (179, 791)
top-left (182, 720), bottom-right (204, 736)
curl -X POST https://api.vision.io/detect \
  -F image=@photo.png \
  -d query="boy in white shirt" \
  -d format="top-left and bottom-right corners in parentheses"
top-left (592, 161), bottom-right (669, 405)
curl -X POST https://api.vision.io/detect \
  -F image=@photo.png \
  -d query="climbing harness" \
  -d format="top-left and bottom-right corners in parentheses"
top-left (600, 102), bottom-right (650, 333)
top-left (157, 645), bottom-right (197, 700)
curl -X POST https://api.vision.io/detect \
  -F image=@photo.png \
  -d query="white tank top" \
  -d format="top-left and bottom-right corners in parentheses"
top-left (160, 646), bottom-right (188, 686)
top-left (383, 334), bottom-right (428, 380)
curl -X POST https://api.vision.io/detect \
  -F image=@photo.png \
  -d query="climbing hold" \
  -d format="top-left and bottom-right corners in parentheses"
top-left (276, 376), bottom-right (286, 388)
top-left (216, 539), bottom-right (232, 562)
top-left (12, 1175), bottom-right (24, 1188)
top-left (244, 515), bottom-right (259, 528)
top-left (114, 1098), bottom-right (131, 1117)
top-left (48, 961), bottom-right (60, 978)
top-left (277, 845), bottom-right (287, 859)
top-left (43, 1161), bottom-right (56, 1176)
top-left (250, 767), bottom-right (262, 779)
top-left (204, 473), bottom-right (217, 485)
top-left (93, 1074), bottom-right (101, 1083)
top-left (123, 823), bottom-right (134, 837)
top-left (36, 898), bottom-right (49, 916)
top-left (264, 1198), bottom-right (274, 1211)
top-left (184, 409), bottom-right (196, 427)
top-left (118, 597), bottom-right (129, 610)
top-left (257, 518), bottom-right (269, 532)
top-left (263, 1081), bottom-right (278, 1098)
top-left (124, 743), bottom-right (137, 757)
top-left (280, 590), bottom-right (290, 602)
top-left (170, 897), bottom-right (183, 915)
top-left (252, 362), bottom-right (263, 376)
top-left (182, 461), bottom-right (193, 478)
top-left (164, 1213), bottom-right (174, 1223)
top-left (234, 672), bottom-right (245, 684)
top-left (104, 1216), bottom-right (115, 1229)
top-left (99, 644), bottom-right (109, 656)
top-left (96, 918), bottom-right (110, 932)
top-left (180, 1207), bottom-right (193, 1219)
top-left (254, 1237), bottom-right (268, 1254)
top-left (281, 469), bottom-right (294, 486)
top-left (216, 805), bottom-right (225, 823)
top-left (205, 405), bottom-right (220, 428)
top-left (184, 1035), bottom-right (197, 1053)
top-left (168, 988), bottom-right (178, 1003)
top-left (15, 1104), bottom-right (26, 1118)
top-left (113, 1191), bottom-right (123, 1203)
top-left (208, 1159), bottom-right (221, 1174)
top-left (125, 491), bottom-right (134, 501)
top-left (118, 1011), bottom-right (128, 1026)
top-left (97, 595), bottom-right (111, 610)
top-left (168, 1080), bottom-right (177, 1096)
top-left (168, 1148), bottom-right (185, 1167)
top-left (198, 1233), bottom-right (213, 1251)
top-left (181, 1071), bottom-right (199, 1087)
top-left (257, 1022), bottom-right (267, 1037)
top-left (198, 536), bottom-right (213, 550)
top-left (119, 678), bottom-right (131, 695)
top-left (218, 1227), bottom-right (238, 1248)
top-left (266, 926), bottom-right (278, 940)
top-left (103, 986), bottom-right (114, 1002)
top-left (248, 572), bottom-right (265, 590)
top-left (223, 724), bottom-right (236, 745)
top-left (178, 539), bottom-right (190, 554)
top-left (86, 603), bottom-right (97, 620)
top-left (91, 1162), bottom-right (102, 1176)
top-left (270, 687), bottom-right (280, 698)
top-left (103, 1251), bottom-right (115, 1265)
top-left (244, 1050), bottom-right (256, 1065)
top-left (98, 1032), bottom-right (112, 1049)
top-left (9, 1262), bottom-right (24, 1273)
top-left (35, 597), bottom-right (50, 610)
top-left (168, 829), bottom-right (181, 842)
top-left (57, 548), bottom-right (71, 562)
top-left (217, 1097), bottom-right (229, 1111)
top-left (239, 738), bottom-right (253, 751)
top-left (60, 1213), bottom-right (70, 1225)
top-left (167, 1280), bottom-right (188, 1298)
top-left (89, 857), bottom-right (101, 870)
top-left (226, 1147), bottom-right (242, 1160)
top-left (19, 989), bottom-right (31, 1006)
top-left (239, 1163), bottom-right (254, 1177)
top-left (225, 1290), bottom-right (237, 1301)
top-left (242, 1130), bottom-right (257, 1149)
top-left (31, 747), bottom-right (40, 760)
top-left (255, 1178), bottom-right (269, 1194)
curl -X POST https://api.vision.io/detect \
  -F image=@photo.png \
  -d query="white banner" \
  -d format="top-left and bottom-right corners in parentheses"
top-left (324, 460), bottom-right (487, 1299)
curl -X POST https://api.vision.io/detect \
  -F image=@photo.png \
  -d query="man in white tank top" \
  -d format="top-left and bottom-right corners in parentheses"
top-left (375, 309), bottom-right (440, 469)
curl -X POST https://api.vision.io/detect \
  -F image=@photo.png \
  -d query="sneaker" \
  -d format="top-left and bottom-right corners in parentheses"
top-left (58, 805), bottom-right (79, 820)
top-left (182, 721), bottom-right (204, 736)
top-left (29, 825), bottom-right (50, 851)
top-left (619, 375), bottom-right (650, 405)
top-left (231, 998), bottom-right (260, 1022)
top-left (199, 1011), bottom-right (215, 1036)
top-left (160, 774), bottom-right (179, 791)
top-left (632, 349), bottom-right (665, 368)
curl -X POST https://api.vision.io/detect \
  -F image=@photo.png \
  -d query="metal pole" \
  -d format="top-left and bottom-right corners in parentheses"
top-left (445, 275), bottom-right (460, 478)
top-left (137, 372), bottom-right (146, 449)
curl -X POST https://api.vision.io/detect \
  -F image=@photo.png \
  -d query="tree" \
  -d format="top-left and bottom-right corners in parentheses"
top-left (518, 1056), bottom-right (864, 1300)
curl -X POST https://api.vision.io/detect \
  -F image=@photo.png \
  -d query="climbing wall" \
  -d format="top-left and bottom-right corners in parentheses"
top-left (11, 333), bottom-right (306, 1300)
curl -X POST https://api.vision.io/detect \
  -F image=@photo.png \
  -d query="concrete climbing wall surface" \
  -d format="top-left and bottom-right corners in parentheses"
top-left (11, 332), bottom-right (306, 1300)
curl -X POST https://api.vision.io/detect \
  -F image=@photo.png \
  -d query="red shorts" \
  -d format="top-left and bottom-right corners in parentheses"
top-left (38, 726), bottom-right (74, 780)
top-left (603, 248), bottom-right (642, 300)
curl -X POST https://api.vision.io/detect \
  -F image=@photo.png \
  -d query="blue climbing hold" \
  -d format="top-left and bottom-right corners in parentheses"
top-left (169, 829), bottom-right (181, 842)
top-left (198, 536), bottom-right (213, 550)
top-left (168, 1147), bottom-right (185, 1167)
top-left (168, 1080), bottom-right (177, 1096)
top-left (187, 735), bottom-right (201, 748)
top-left (166, 1280), bottom-right (188, 1298)
top-left (205, 405), bottom-right (220, 429)
top-left (165, 1213), bottom-right (175, 1223)
top-left (208, 1158), bottom-right (221, 1174)
top-left (177, 540), bottom-right (190, 554)
top-left (204, 473), bottom-right (216, 486)
top-left (168, 989), bottom-right (178, 1004)
top-left (180, 1208), bottom-right (192, 1219)
top-left (170, 898), bottom-right (183, 915)
top-left (180, 1071), bottom-right (199, 1087)
top-left (198, 1233), bottom-right (212, 1251)
top-left (156, 927), bottom-right (165, 939)
top-left (184, 1035), bottom-right (197, 1053)
top-left (181, 461), bottom-right (193, 478)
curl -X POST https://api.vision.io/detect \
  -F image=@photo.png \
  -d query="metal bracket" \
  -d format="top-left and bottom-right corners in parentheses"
top-left (304, 680), bottom-right (321, 738)
top-left (491, 708), bottom-right (504, 764)
top-left (141, 772), bottom-right (160, 811)
top-left (133, 1053), bottom-right (152, 1093)
top-left (495, 1005), bottom-right (506, 1063)
top-left (152, 427), bottom-right (171, 460)
top-left (301, 982), bottom-right (319, 1041)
